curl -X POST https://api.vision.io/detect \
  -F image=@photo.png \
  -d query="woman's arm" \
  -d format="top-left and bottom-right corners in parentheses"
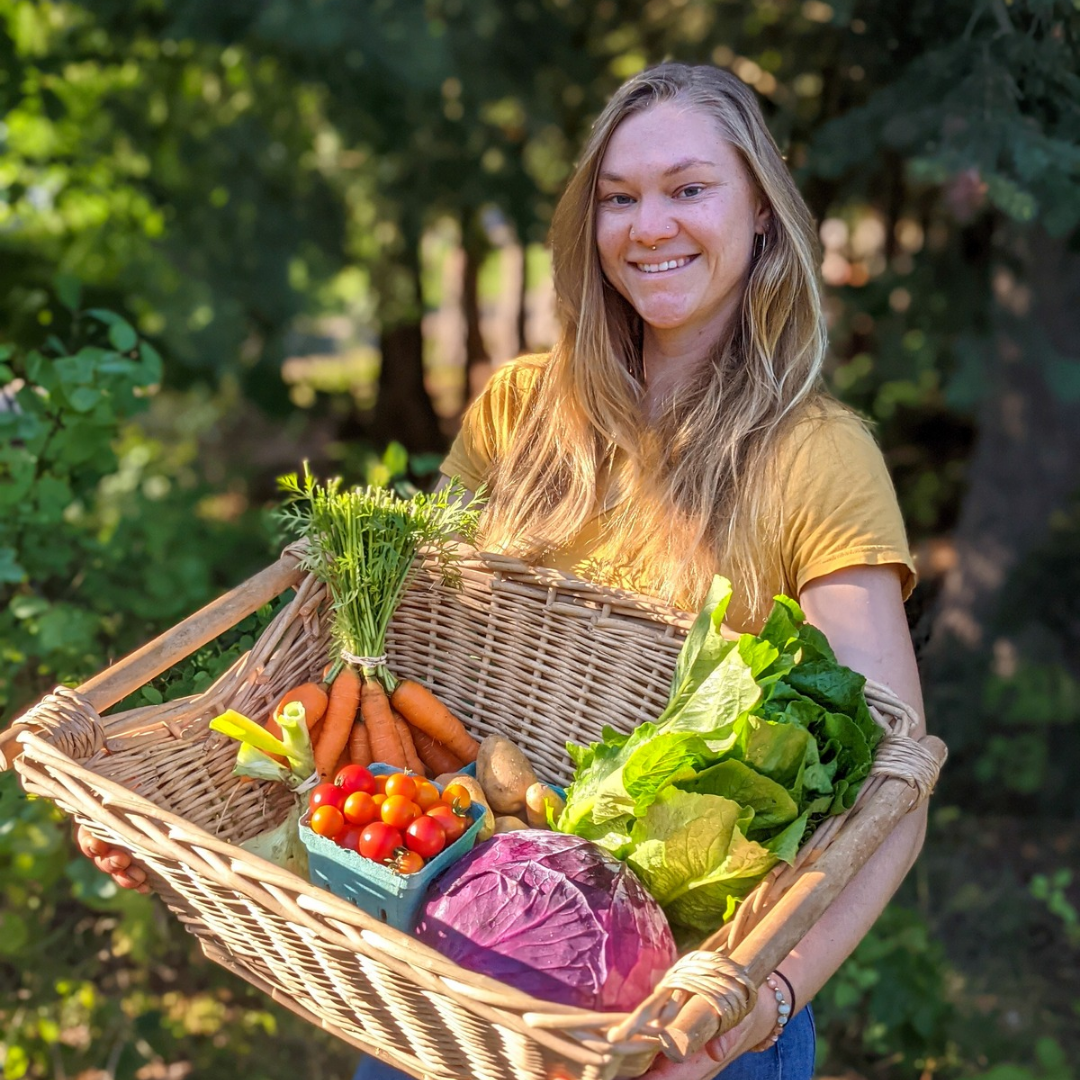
top-left (647, 564), bottom-right (927, 1078)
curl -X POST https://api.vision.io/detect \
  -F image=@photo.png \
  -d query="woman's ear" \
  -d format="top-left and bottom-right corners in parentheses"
top-left (755, 201), bottom-right (773, 238)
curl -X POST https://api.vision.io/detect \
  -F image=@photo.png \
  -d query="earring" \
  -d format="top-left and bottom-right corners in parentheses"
top-left (651, 244), bottom-right (657, 251)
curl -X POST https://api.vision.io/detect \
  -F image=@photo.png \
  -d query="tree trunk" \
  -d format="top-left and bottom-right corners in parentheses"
top-left (367, 232), bottom-right (445, 455)
top-left (516, 240), bottom-right (529, 355)
top-left (461, 210), bottom-right (491, 401)
top-left (924, 227), bottom-right (1080, 743)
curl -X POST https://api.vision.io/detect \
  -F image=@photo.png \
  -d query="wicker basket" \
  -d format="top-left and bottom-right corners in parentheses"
top-left (4, 546), bottom-right (945, 1080)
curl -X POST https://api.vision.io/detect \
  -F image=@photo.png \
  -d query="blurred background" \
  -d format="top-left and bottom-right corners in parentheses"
top-left (1, 1), bottom-right (1078, 1077)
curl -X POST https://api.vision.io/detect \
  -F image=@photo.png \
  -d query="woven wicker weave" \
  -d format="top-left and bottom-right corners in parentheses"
top-left (8, 547), bottom-right (945, 1080)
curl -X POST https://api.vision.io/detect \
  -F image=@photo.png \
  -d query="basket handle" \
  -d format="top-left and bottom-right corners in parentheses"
top-left (0, 550), bottom-right (305, 771)
top-left (656, 733), bottom-right (948, 1062)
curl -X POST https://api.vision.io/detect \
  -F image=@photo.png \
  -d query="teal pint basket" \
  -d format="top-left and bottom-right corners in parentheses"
top-left (299, 763), bottom-right (484, 932)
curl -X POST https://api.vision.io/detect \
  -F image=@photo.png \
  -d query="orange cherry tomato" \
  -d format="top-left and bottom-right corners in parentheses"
top-left (342, 791), bottom-right (379, 827)
top-left (441, 782), bottom-right (472, 812)
top-left (372, 792), bottom-right (387, 807)
top-left (310, 804), bottom-right (345, 840)
top-left (373, 774), bottom-right (389, 795)
top-left (380, 795), bottom-right (421, 830)
top-left (392, 849), bottom-right (425, 875)
top-left (426, 803), bottom-right (468, 843)
top-left (413, 779), bottom-right (441, 812)
top-left (384, 773), bottom-right (418, 801)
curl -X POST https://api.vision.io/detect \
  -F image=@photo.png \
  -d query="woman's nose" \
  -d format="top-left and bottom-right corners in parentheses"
top-left (630, 197), bottom-right (676, 246)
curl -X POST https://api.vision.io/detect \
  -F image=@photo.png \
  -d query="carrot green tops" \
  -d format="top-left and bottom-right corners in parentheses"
top-left (441, 355), bottom-right (916, 633)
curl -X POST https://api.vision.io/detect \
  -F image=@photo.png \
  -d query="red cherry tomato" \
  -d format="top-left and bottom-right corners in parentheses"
top-left (359, 822), bottom-right (404, 863)
top-left (342, 791), bottom-right (379, 827)
top-left (380, 795), bottom-right (421, 831)
top-left (426, 803), bottom-right (468, 844)
top-left (413, 779), bottom-right (441, 812)
top-left (309, 783), bottom-right (345, 813)
top-left (335, 764), bottom-right (376, 796)
top-left (405, 814), bottom-right (448, 859)
top-left (384, 773), bottom-right (417, 801)
top-left (392, 849), bottom-right (425, 875)
top-left (337, 824), bottom-right (364, 852)
top-left (310, 804), bottom-right (345, 840)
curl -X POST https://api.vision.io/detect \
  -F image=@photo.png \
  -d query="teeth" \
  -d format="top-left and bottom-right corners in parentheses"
top-left (638, 257), bottom-right (690, 273)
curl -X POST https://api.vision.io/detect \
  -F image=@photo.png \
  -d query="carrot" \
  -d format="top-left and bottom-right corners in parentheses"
top-left (313, 666), bottom-right (362, 780)
top-left (390, 679), bottom-right (479, 764)
top-left (334, 746), bottom-right (351, 776)
top-left (267, 681), bottom-right (328, 746)
top-left (360, 678), bottom-right (407, 769)
top-left (407, 721), bottom-right (464, 777)
top-left (392, 711), bottom-right (427, 777)
top-left (348, 720), bottom-right (372, 768)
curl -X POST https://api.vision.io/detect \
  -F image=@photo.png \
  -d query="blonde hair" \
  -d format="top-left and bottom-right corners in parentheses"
top-left (480, 63), bottom-right (829, 613)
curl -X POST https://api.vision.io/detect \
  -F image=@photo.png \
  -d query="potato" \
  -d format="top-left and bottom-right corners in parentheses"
top-left (493, 815), bottom-right (530, 833)
top-left (525, 782), bottom-right (566, 829)
top-left (476, 735), bottom-right (539, 815)
top-left (441, 775), bottom-right (495, 842)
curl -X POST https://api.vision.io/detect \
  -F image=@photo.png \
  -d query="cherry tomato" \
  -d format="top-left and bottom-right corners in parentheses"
top-left (342, 791), bottom-right (379, 827)
top-left (310, 804), bottom-right (345, 840)
top-left (391, 849), bottom-right (425, 875)
top-left (309, 783), bottom-right (345, 813)
top-left (441, 781), bottom-right (472, 812)
top-left (372, 792), bottom-right (387, 807)
top-left (373, 774), bottom-right (389, 795)
top-left (381, 795), bottom-right (421, 830)
top-left (337, 824), bottom-right (364, 852)
top-left (413, 779), bottom-right (441, 812)
top-left (359, 822), bottom-right (404, 863)
top-left (384, 773), bottom-right (417, 801)
top-left (426, 803), bottom-right (468, 844)
top-left (335, 764), bottom-right (376, 796)
top-left (405, 814), bottom-right (448, 859)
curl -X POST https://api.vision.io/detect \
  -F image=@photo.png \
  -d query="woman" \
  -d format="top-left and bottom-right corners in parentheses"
top-left (81, 62), bottom-right (927, 1080)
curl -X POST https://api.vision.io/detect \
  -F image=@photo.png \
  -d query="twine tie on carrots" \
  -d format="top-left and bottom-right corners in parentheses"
top-left (340, 651), bottom-right (387, 668)
top-left (295, 772), bottom-right (321, 794)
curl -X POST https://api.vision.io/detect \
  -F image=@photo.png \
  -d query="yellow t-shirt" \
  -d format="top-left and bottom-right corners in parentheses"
top-left (440, 355), bottom-right (916, 632)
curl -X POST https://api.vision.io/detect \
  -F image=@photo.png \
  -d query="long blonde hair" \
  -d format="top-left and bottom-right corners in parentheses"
top-left (480, 63), bottom-right (829, 613)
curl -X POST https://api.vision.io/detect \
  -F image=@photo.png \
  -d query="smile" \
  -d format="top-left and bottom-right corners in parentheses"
top-left (633, 256), bottom-right (695, 274)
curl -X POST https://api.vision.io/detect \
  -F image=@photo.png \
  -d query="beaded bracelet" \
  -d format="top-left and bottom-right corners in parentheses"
top-left (749, 973), bottom-right (792, 1052)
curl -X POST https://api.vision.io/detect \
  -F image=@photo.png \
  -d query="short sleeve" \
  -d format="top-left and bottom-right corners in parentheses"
top-left (779, 408), bottom-right (917, 599)
top-left (439, 356), bottom-right (546, 492)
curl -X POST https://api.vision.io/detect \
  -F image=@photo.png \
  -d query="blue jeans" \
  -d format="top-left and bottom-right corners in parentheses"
top-left (352, 1004), bottom-right (815, 1080)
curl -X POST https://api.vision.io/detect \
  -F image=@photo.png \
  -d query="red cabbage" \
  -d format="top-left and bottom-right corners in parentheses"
top-left (415, 831), bottom-right (677, 1011)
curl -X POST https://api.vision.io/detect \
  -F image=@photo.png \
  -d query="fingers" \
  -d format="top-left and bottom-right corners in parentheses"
top-left (77, 826), bottom-right (149, 892)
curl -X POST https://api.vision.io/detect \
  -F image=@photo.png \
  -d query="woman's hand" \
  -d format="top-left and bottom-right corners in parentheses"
top-left (641, 993), bottom-right (778, 1079)
top-left (75, 824), bottom-right (151, 894)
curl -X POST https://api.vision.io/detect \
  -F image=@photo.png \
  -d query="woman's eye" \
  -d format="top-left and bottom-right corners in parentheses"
top-left (601, 193), bottom-right (634, 207)
top-left (679, 184), bottom-right (705, 198)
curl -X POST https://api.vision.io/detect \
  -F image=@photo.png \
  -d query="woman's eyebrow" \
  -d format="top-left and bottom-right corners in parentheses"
top-left (598, 158), bottom-right (719, 184)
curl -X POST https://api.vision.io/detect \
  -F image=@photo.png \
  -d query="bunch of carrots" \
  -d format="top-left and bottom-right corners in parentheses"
top-left (268, 667), bottom-right (476, 781)
top-left (273, 467), bottom-right (485, 783)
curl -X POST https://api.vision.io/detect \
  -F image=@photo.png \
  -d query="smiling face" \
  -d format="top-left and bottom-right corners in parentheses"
top-left (595, 101), bottom-right (770, 366)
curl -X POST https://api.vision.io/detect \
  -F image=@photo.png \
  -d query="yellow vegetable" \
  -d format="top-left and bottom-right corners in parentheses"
top-left (525, 782), bottom-right (566, 829)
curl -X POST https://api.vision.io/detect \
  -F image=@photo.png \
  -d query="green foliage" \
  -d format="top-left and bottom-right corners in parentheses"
top-left (0, 299), bottom-right (269, 719)
top-left (816, 905), bottom-right (960, 1072)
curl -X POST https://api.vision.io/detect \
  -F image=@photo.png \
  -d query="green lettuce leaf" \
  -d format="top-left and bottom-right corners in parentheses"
top-left (680, 758), bottom-right (800, 835)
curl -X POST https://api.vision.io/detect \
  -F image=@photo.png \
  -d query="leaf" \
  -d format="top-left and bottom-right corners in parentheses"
top-left (0, 547), bottom-right (25, 584)
top-left (67, 386), bottom-right (102, 413)
top-left (680, 758), bottom-right (800, 834)
top-left (107, 319), bottom-right (138, 353)
top-left (55, 272), bottom-right (82, 312)
top-left (667, 576), bottom-right (733, 704)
